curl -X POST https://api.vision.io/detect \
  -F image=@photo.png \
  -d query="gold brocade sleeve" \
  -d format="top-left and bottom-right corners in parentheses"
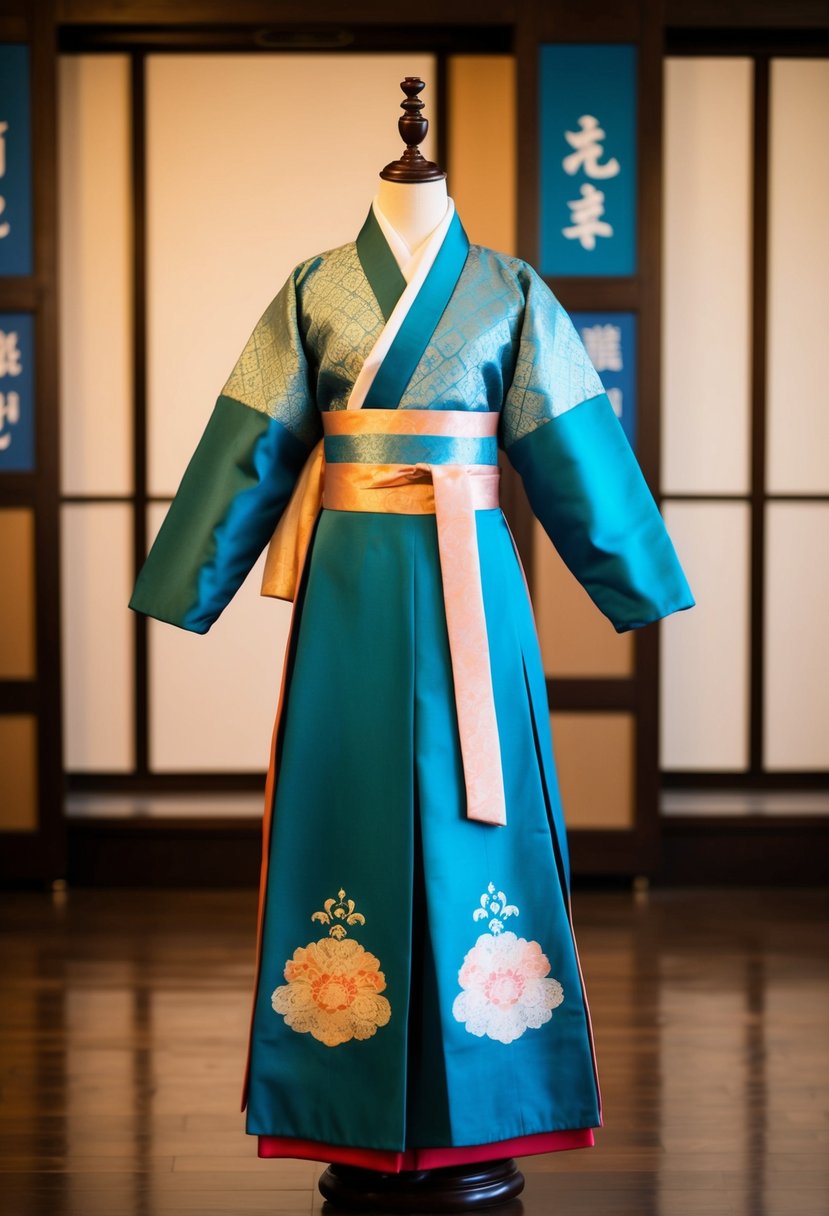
top-left (222, 263), bottom-right (321, 448)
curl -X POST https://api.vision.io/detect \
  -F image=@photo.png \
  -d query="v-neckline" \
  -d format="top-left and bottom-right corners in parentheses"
top-left (348, 200), bottom-right (469, 412)
top-left (355, 206), bottom-right (407, 323)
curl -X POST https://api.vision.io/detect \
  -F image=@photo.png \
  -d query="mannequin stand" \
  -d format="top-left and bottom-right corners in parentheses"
top-left (318, 1158), bottom-right (525, 1212)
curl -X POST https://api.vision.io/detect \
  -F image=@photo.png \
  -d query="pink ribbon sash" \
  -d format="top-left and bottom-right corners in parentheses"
top-left (322, 410), bottom-right (506, 827)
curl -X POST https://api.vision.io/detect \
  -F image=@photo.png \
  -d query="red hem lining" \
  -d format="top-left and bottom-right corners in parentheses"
top-left (257, 1127), bottom-right (595, 1170)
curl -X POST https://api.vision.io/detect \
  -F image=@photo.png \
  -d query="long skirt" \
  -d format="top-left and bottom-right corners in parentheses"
top-left (243, 504), bottom-right (602, 1169)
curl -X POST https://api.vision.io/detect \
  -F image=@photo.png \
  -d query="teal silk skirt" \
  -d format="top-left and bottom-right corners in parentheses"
top-left (245, 505), bottom-right (602, 1166)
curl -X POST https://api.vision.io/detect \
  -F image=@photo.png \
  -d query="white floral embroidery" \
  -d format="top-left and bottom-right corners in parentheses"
top-left (452, 883), bottom-right (564, 1044)
top-left (473, 882), bottom-right (519, 935)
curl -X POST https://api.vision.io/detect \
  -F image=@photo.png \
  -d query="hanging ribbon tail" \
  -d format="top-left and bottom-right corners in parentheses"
top-left (430, 464), bottom-right (507, 827)
top-left (261, 438), bottom-right (325, 602)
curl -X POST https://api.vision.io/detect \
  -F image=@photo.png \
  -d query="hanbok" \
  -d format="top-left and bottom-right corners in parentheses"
top-left (129, 196), bottom-right (694, 1170)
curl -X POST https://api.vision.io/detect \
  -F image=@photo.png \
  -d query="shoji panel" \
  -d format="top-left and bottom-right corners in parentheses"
top-left (534, 523), bottom-right (633, 676)
top-left (146, 503), bottom-right (290, 772)
top-left (764, 503), bottom-right (829, 769)
top-left (447, 55), bottom-right (516, 255)
top-left (660, 502), bottom-right (750, 771)
top-left (662, 58), bottom-right (753, 495)
top-left (0, 715), bottom-right (38, 831)
top-left (766, 59), bottom-right (829, 494)
top-left (145, 53), bottom-right (435, 498)
top-left (0, 507), bottom-right (36, 678)
top-left (61, 505), bottom-right (134, 771)
top-left (58, 55), bottom-right (132, 496)
top-left (550, 712), bottom-right (635, 829)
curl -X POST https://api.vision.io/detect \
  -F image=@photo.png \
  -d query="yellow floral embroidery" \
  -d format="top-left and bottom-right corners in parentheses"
top-left (272, 889), bottom-right (391, 1047)
top-left (311, 888), bottom-right (366, 939)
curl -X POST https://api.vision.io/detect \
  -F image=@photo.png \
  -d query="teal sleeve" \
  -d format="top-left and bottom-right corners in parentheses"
top-left (502, 265), bottom-right (695, 632)
top-left (129, 265), bottom-right (321, 633)
top-left (507, 393), bottom-right (694, 631)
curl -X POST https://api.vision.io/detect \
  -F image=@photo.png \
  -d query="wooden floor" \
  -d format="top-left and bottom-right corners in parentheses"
top-left (1, 886), bottom-right (827, 1216)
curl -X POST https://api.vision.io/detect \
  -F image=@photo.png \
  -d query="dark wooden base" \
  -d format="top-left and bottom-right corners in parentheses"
top-left (318, 1158), bottom-right (525, 1212)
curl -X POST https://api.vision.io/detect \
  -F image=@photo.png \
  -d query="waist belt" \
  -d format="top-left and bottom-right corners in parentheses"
top-left (261, 408), bottom-right (507, 828)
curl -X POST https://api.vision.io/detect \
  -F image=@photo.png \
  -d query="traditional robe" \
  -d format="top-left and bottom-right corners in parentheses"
top-left (129, 196), bottom-right (695, 1171)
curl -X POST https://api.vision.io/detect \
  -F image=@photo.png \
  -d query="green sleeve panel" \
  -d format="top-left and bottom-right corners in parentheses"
top-left (129, 394), bottom-right (313, 633)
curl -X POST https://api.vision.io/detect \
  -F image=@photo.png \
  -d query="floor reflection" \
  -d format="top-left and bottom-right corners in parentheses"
top-left (0, 887), bottom-right (825, 1215)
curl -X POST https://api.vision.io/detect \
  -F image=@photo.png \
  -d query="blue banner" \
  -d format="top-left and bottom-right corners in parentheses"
top-left (0, 45), bottom-right (33, 277)
top-left (539, 45), bottom-right (637, 277)
top-left (0, 313), bottom-right (35, 470)
top-left (572, 311), bottom-right (637, 450)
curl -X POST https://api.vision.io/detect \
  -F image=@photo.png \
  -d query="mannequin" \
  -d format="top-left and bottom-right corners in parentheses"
top-left (374, 177), bottom-right (449, 267)
top-left (321, 90), bottom-right (519, 1216)
top-left (129, 73), bottom-right (694, 1216)
top-left (372, 77), bottom-right (448, 263)
top-left (317, 78), bottom-right (526, 1216)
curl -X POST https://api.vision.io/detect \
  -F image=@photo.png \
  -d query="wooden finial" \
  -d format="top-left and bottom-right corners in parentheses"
top-left (379, 77), bottom-right (446, 183)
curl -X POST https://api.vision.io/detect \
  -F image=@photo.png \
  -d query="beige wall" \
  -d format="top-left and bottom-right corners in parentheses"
top-left (447, 55), bottom-right (516, 256)
top-left (59, 54), bottom-right (133, 498)
top-left (551, 713), bottom-right (635, 829)
top-left (662, 57), bottom-right (753, 497)
top-left (534, 526), bottom-right (634, 678)
top-left (766, 59), bottom-right (829, 494)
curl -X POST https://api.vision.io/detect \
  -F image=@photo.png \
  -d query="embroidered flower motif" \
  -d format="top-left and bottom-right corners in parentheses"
top-left (452, 883), bottom-right (564, 1044)
top-left (473, 881), bottom-right (519, 936)
top-left (272, 888), bottom-right (391, 1047)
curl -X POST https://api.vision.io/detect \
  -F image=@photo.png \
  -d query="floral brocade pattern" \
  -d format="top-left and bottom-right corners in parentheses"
top-left (271, 889), bottom-right (391, 1048)
top-left (452, 884), bottom-right (564, 1044)
top-left (397, 246), bottom-right (523, 415)
top-left (500, 263), bottom-right (605, 450)
top-left (222, 240), bottom-right (605, 449)
top-left (221, 268), bottom-right (321, 448)
top-left (298, 243), bottom-right (386, 413)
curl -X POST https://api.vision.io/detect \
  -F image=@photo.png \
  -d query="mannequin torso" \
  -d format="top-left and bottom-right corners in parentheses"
top-left (374, 177), bottom-right (449, 264)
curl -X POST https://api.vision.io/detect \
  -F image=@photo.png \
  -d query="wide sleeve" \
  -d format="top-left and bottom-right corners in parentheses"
top-left (500, 264), bottom-right (695, 632)
top-left (129, 263), bottom-right (321, 633)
